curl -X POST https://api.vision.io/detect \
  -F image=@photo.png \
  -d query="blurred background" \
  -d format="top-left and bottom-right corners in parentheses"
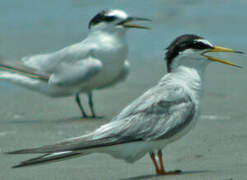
top-left (0, 0), bottom-right (246, 180)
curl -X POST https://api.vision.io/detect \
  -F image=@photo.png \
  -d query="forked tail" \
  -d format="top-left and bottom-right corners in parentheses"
top-left (0, 59), bottom-right (49, 81)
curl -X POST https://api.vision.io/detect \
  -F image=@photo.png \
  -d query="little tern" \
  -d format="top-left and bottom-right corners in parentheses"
top-left (7, 34), bottom-right (244, 175)
top-left (0, 9), bottom-right (150, 118)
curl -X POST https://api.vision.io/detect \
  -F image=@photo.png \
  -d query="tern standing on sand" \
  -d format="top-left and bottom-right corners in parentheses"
top-left (0, 9), bottom-right (150, 118)
top-left (8, 34), bottom-right (244, 175)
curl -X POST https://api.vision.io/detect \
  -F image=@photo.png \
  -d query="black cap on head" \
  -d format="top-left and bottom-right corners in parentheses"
top-left (165, 34), bottom-right (214, 72)
top-left (88, 10), bottom-right (118, 29)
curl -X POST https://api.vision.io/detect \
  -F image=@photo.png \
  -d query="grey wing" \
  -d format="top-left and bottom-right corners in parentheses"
top-left (8, 84), bottom-right (195, 155)
top-left (22, 40), bottom-right (93, 73)
top-left (48, 56), bottom-right (103, 86)
top-left (112, 84), bottom-right (196, 141)
top-left (136, 96), bottom-right (195, 141)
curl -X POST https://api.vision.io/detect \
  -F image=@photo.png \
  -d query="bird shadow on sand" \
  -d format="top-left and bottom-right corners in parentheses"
top-left (120, 170), bottom-right (214, 180)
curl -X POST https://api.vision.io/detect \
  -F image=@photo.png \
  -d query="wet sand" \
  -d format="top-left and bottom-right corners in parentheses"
top-left (0, 59), bottom-right (247, 180)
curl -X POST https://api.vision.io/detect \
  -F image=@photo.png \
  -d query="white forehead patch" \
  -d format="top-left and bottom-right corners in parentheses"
top-left (107, 9), bottom-right (128, 19)
top-left (195, 39), bottom-right (213, 47)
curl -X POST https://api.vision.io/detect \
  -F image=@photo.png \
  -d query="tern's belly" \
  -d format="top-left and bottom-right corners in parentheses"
top-left (78, 66), bottom-right (124, 91)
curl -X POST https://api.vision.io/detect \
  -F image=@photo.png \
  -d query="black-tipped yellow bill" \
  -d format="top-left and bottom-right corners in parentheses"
top-left (123, 23), bottom-right (150, 29)
top-left (121, 17), bottom-right (151, 30)
top-left (201, 45), bottom-right (244, 68)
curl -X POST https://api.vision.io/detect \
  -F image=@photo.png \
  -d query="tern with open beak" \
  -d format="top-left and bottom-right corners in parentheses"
top-left (0, 9), bottom-right (150, 118)
top-left (7, 34), bottom-right (244, 176)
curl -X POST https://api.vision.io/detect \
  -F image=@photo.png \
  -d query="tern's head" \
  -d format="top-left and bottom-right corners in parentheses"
top-left (88, 9), bottom-right (150, 33)
top-left (165, 34), bottom-right (244, 72)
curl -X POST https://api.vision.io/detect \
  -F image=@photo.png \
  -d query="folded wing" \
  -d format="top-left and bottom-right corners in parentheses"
top-left (7, 82), bottom-right (195, 167)
top-left (0, 56), bottom-right (103, 87)
top-left (49, 56), bottom-right (103, 86)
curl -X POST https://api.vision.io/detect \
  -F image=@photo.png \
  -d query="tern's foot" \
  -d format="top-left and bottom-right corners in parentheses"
top-left (81, 115), bottom-right (104, 119)
top-left (91, 115), bottom-right (104, 119)
top-left (81, 113), bottom-right (89, 119)
top-left (157, 170), bottom-right (181, 176)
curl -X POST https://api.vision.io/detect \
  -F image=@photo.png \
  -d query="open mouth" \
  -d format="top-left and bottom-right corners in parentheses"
top-left (201, 45), bottom-right (244, 68)
top-left (119, 17), bottom-right (151, 29)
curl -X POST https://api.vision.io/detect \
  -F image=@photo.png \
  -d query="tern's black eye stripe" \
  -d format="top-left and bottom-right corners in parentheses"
top-left (178, 42), bottom-right (213, 52)
top-left (104, 16), bottom-right (117, 22)
top-left (191, 42), bottom-right (213, 50)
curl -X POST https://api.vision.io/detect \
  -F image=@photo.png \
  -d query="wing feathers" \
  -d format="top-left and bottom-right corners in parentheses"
top-left (0, 59), bottom-right (50, 81)
top-left (8, 81), bottom-right (196, 167)
top-left (12, 152), bottom-right (81, 168)
top-left (49, 57), bottom-right (102, 86)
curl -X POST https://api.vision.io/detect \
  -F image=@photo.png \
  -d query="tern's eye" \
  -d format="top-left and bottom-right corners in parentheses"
top-left (192, 42), bottom-right (213, 50)
top-left (104, 16), bottom-right (117, 22)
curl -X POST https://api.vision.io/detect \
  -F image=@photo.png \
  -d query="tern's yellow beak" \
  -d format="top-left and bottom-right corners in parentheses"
top-left (123, 23), bottom-right (150, 29)
top-left (201, 45), bottom-right (244, 68)
top-left (121, 17), bottom-right (151, 30)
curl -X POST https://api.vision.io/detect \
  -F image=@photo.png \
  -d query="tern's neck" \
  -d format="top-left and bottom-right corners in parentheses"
top-left (85, 29), bottom-right (128, 65)
top-left (173, 65), bottom-right (205, 82)
top-left (173, 63), bottom-right (207, 79)
top-left (171, 65), bottom-right (207, 102)
top-left (87, 30), bottom-right (128, 51)
top-left (88, 29), bottom-right (127, 40)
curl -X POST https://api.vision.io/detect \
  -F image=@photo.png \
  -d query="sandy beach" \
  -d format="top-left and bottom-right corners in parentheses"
top-left (1, 0), bottom-right (247, 179)
top-left (0, 59), bottom-right (247, 180)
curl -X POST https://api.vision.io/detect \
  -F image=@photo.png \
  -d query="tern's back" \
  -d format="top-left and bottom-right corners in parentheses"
top-left (22, 39), bottom-right (93, 73)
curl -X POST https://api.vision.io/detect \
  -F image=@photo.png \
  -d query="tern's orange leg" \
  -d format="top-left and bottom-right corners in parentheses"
top-left (157, 150), bottom-right (181, 175)
top-left (157, 150), bottom-right (165, 174)
top-left (149, 152), bottom-right (160, 174)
